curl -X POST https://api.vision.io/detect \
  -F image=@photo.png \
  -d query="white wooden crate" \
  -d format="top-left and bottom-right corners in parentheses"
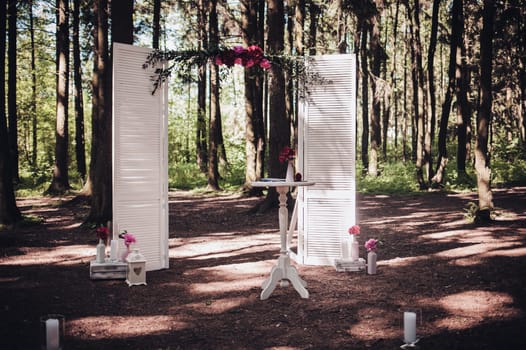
top-left (90, 260), bottom-right (127, 280)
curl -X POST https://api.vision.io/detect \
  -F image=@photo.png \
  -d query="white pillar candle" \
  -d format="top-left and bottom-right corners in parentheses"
top-left (403, 311), bottom-right (417, 344)
top-left (46, 318), bottom-right (60, 350)
top-left (110, 239), bottom-right (118, 261)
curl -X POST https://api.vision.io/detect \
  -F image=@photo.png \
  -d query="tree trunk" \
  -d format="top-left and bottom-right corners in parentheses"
top-left (426, 0), bottom-right (441, 183)
top-left (474, 0), bottom-right (495, 223)
top-left (241, 0), bottom-right (264, 195)
top-left (207, 0), bottom-right (221, 191)
top-left (196, 0), bottom-right (208, 173)
top-left (86, 0), bottom-right (112, 224)
top-left (73, 0), bottom-right (86, 182)
top-left (29, 0), bottom-right (37, 168)
top-left (48, 0), bottom-right (71, 194)
top-left (261, 0), bottom-right (288, 210)
top-left (405, 0), bottom-right (426, 189)
top-left (457, 9), bottom-right (472, 176)
top-left (7, 0), bottom-right (18, 184)
top-left (152, 0), bottom-right (161, 49)
top-left (0, 0), bottom-right (21, 226)
top-left (308, 2), bottom-right (319, 56)
top-left (433, 0), bottom-right (461, 185)
top-left (391, 1), bottom-right (400, 155)
top-left (361, 27), bottom-right (371, 172)
top-left (519, 4), bottom-right (526, 149)
top-left (368, 6), bottom-right (382, 177)
top-left (336, 0), bottom-right (347, 53)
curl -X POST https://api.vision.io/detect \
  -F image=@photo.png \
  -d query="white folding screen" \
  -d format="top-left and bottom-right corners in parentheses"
top-left (112, 43), bottom-right (169, 271)
top-left (297, 54), bottom-right (357, 266)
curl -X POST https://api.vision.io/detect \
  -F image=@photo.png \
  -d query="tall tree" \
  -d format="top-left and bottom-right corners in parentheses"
top-left (29, 0), bottom-right (38, 168)
top-left (425, 0), bottom-right (441, 182)
top-left (433, 0), bottom-right (462, 185)
top-left (0, 0), bottom-right (21, 226)
top-left (360, 22), bottom-right (369, 172)
top-left (196, 0), bottom-right (208, 173)
top-left (368, 1), bottom-right (383, 177)
top-left (261, 0), bottom-right (289, 209)
top-left (153, 0), bottom-right (161, 49)
top-left (474, 0), bottom-right (495, 222)
top-left (207, 0), bottom-right (221, 190)
top-left (48, 0), bottom-right (71, 194)
top-left (456, 3), bottom-right (472, 176)
top-left (520, 3), bottom-right (526, 149)
top-left (86, 0), bottom-right (111, 223)
top-left (405, 0), bottom-right (427, 189)
top-left (7, 0), bottom-right (18, 183)
top-left (241, 0), bottom-right (265, 195)
top-left (308, 2), bottom-right (319, 55)
top-left (72, 0), bottom-right (86, 182)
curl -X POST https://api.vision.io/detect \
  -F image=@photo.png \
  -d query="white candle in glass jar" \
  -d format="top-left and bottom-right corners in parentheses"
top-left (403, 311), bottom-right (417, 344)
top-left (46, 318), bottom-right (60, 350)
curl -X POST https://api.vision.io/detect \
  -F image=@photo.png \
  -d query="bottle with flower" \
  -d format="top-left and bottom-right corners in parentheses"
top-left (279, 146), bottom-right (296, 182)
top-left (119, 231), bottom-right (137, 261)
top-left (347, 225), bottom-right (361, 261)
top-left (95, 226), bottom-right (109, 263)
top-left (364, 238), bottom-right (379, 275)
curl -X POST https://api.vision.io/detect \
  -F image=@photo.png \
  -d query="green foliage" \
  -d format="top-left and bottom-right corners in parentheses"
top-left (168, 163), bottom-right (207, 190)
top-left (15, 168), bottom-right (52, 196)
top-left (356, 162), bottom-right (420, 194)
top-left (492, 158), bottom-right (526, 187)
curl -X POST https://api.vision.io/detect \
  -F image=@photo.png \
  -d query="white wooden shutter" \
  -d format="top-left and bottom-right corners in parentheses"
top-left (112, 43), bottom-right (169, 271)
top-left (298, 54), bottom-right (357, 266)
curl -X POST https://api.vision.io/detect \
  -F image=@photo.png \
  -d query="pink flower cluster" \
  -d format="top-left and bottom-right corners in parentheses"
top-left (279, 146), bottom-right (296, 163)
top-left (364, 238), bottom-right (378, 251)
top-left (348, 225), bottom-right (360, 235)
top-left (214, 45), bottom-right (271, 70)
top-left (119, 231), bottom-right (137, 247)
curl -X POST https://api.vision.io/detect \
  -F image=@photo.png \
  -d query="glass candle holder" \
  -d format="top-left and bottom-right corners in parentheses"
top-left (400, 308), bottom-right (421, 348)
top-left (40, 314), bottom-right (65, 350)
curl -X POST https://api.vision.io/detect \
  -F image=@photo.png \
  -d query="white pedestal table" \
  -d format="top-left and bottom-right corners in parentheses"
top-left (251, 179), bottom-right (315, 300)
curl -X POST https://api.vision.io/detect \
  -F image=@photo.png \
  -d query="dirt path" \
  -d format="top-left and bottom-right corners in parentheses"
top-left (1, 188), bottom-right (525, 349)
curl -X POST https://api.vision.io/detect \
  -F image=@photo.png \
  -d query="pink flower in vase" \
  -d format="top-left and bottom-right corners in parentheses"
top-left (348, 225), bottom-right (361, 236)
top-left (279, 146), bottom-right (296, 163)
top-left (364, 238), bottom-right (378, 252)
top-left (96, 226), bottom-right (110, 243)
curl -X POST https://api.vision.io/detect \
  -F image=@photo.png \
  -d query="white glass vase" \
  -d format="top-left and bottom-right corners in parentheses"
top-left (286, 161), bottom-right (294, 182)
top-left (367, 251), bottom-right (377, 274)
top-left (96, 239), bottom-right (105, 263)
top-left (350, 239), bottom-right (359, 261)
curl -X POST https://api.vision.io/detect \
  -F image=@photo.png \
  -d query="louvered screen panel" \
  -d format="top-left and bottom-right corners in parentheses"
top-left (113, 43), bottom-right (169, 271)
top-left (298, 54), bottom-right (356, 266)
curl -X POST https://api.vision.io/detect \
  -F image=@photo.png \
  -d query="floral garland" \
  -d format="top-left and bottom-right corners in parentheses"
top-left (144, 45), bottom-right (273, 93)
top-left (214, 45), bottom-right (271, 70)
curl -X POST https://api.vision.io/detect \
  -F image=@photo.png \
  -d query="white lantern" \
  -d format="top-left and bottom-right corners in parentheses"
top-left (125, 249), bottom-right (147, 286)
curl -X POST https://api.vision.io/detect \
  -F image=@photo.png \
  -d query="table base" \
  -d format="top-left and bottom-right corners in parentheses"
top-left (261, 254), bottom-right (309, 300)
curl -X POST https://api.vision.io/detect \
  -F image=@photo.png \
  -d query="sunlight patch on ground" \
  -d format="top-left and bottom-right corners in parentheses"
top-left (435, 241), bottom-right (519, 259)
top-left (381, 255), bottom-right (428, 267)
top-left (421, 290), bottom-right (522, 331)
top-left (184, 296), bottom-right (249, 314)
top-left (171, 233), bottom-right (275, 260)
top-left (348, 307), bottom-right (399, 341)
top-left (452, 245), bottom-right (526, 266)
top-left (188, 262), bottom-right (272, 294)
top-left (0, 245), bottom-right (95, 266)
top-left (68, 315), bottom-right (185, 339)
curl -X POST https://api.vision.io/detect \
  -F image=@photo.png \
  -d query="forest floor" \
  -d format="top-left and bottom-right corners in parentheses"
top-left (0, 187), bottom-right (525, 350)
